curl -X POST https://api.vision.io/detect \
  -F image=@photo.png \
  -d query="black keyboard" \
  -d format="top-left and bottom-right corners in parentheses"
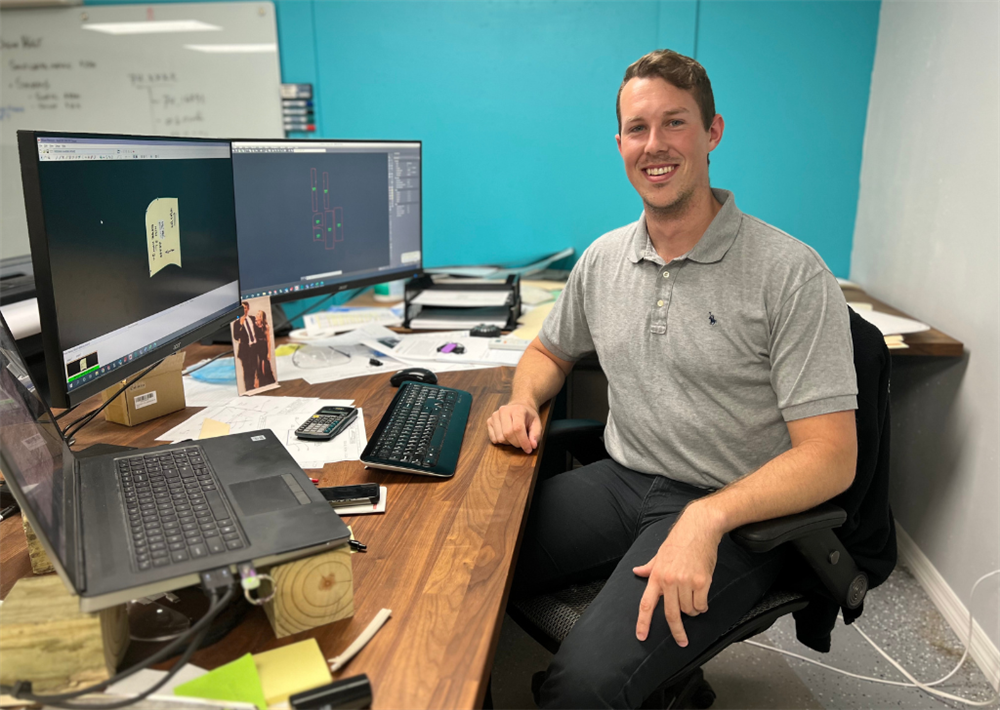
top-left (116, 446), bottom-right (245, 571)
top-left (360, 382), bottom-right (472, 478)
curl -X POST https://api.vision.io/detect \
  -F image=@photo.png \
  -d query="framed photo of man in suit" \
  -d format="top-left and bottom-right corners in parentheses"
top-left (231, 296), bottom-right (280, 396)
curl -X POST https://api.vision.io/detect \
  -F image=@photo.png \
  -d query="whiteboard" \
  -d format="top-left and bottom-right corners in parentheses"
top-left (0, 2), bottom-right (284, 260)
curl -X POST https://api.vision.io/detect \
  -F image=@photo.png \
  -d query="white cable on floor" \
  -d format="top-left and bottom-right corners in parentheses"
top-left (744, 569), bottom-right (1000, 707)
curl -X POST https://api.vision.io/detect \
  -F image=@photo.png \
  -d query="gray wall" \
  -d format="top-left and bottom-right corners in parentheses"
top-left (850, 0), bottom-right (999, 650)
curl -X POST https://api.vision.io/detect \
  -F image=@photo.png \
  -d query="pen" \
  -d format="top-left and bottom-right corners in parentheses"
top-left (349, 539), bottom-right (367, 553)
top-left (0, 504), bottom-right (20, 521)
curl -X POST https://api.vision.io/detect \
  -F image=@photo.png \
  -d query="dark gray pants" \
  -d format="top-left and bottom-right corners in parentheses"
top-left (511, 459), bottom-right (787, 709)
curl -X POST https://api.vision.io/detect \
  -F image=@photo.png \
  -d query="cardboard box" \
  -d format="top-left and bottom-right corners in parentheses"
top-left (101, 352), bottom-right (186, 427)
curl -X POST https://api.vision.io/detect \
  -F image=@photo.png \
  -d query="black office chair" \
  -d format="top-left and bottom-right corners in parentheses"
top-left (508, 310), bottom-right (894, 709)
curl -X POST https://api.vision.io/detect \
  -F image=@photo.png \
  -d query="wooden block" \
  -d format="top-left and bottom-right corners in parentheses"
top-left (0, 575), bottom-right (129, 693)
top-left (21, 516), bottom-right (55, 575)
top-left (261, 546), bottom-right (354, 639)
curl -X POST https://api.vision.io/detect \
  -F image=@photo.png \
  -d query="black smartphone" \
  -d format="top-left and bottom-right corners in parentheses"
top-left (319, 483), bottom-right (380, 508)
top-left (294, 406), bottom-right (358, 441)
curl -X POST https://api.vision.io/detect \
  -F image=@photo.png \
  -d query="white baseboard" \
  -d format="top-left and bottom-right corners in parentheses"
top-left (895, 522), bottom-right (1000, 691)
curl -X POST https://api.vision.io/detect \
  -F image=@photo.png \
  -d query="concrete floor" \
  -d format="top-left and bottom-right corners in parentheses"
top-left (490, 562), bottom-right (999, 709)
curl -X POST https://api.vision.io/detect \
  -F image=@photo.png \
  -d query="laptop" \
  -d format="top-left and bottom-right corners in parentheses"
top-left (0, 314), bottom-right (350, 612)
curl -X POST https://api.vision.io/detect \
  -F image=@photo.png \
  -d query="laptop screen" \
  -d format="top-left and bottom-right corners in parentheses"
top-left (0, 314), bottom-right (70, 565)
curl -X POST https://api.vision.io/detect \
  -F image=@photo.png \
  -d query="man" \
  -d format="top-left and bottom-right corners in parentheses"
top-left (488, 49), bottom-right (858, 708)
top-left (234, 300), bottom-right (261, 391)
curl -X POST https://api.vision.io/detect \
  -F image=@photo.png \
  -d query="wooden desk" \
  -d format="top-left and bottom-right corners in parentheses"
top-left (840, 285), bottom-right (963, 357)
top-left (0, 347), bottom-right (546, 710)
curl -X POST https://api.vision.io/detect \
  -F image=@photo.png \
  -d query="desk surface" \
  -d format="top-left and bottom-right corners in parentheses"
top-left (1, 347), bottom-right (546, 710)
top-left (841, 285), bottom-right (963, 357)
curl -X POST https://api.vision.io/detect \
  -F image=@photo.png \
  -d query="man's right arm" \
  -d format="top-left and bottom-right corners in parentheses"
top-left (486, 337), bottom-right (574, 454)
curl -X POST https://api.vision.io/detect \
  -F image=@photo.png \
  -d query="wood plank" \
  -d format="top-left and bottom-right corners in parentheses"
top-left (3, 350), bottom-right (541, 710)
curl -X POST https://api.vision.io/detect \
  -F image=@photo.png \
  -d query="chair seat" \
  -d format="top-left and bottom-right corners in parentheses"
top-left (512, 582), bottom-right (807, 651)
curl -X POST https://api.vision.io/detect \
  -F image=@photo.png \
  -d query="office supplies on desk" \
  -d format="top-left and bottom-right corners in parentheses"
top-left (320, 483), bottom-right (380, 507)
top-left (0, 313), bottom-right (351, 612)
top-left (404, 274), bottom-right (521, 330)
top-left (424, 247), bottom-right (574, 280)
top-left (199, 419), bottom-right (232, 440)
top-left (295, 406), bottom-right (359, 441)
top-left (174, 653), bottom-right (267, 710)
top-left (102, 351), bottom-right (188, 427)
top-left (0, 504), bottom-right (20, 521)
top-left (361, 382), bottom-right (472, 478)
top-left (253, 638), bottom-right (333, 706)
top-left (333, 487), bottom-right (388, 516)
top-left (290, 674), bottom-right (373, 710)
top-left (390, 367), bottom-right (438, 386)
top-left (852, 308), bottom-right (930, 336)
top-left (303, 306), bottom-right (404, 336)
top-left (327, 609), bottom-right (393, 672)
top-left (160, 396), bottom-right (366, 471)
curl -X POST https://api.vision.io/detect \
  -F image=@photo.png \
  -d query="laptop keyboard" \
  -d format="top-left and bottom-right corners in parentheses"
top-left (116, 446), bottom-right (245, 571)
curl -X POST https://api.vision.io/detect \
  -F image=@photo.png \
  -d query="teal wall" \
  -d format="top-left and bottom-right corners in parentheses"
top-left (88, 0), bottom-right (879, 278)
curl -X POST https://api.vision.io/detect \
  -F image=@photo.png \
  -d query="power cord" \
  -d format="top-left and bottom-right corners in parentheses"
top-left (60, 360), bottom-right (163, 445)
top-left (282, 286), bottom-right (368, 325)
top-left (2, 569), bottom-right (236, 709)
top-left (745, 569), bottom-right (1000, 706)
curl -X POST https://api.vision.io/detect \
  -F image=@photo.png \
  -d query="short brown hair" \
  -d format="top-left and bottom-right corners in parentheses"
top-left (616, 49), bottom-right (716, 132)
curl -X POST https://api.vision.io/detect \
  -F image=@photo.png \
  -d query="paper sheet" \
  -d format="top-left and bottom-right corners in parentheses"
top-left (146, 197), bottom-right (182, 277)
top-left (411, 290), bottom-right (512, 307)
top-left (198, 418), bottom-right (230, 439)
top-left (106, 665), bottom-right (208, 698)
top-left (253, 638), bottom-right (332, 706)
top-left (854, 309), bottom-right (930, 336)
top-left (174, 653), bottom-right (266, 710)
top-left (183, 377), bottom-right (239, 407)
top-left (157, 396), bottom-right (353, 444)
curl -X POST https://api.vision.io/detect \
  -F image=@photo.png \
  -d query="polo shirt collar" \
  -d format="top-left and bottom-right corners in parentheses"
top-left (627, 188), bottom-right (742, 265)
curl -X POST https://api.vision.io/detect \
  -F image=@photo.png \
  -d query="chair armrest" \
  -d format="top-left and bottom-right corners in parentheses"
top-left (733, 503), bottom-right (868, 610)
top-left (731, 503), bottom-right (847, 554)
top-left (548, 419), bottom-right (605, 444)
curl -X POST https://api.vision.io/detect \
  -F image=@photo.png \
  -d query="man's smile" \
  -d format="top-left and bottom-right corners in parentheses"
top-left (641, 163), bottom-right (678, 183)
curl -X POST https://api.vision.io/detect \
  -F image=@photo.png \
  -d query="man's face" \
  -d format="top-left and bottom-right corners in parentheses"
top-left (242, 303), bottom-right (249, 318)
top-left (616, 77), bottom-right (723, 216)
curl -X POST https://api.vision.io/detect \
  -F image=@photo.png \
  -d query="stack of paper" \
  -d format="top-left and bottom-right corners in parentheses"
top-left (157, 396), bottom-right (366, 470)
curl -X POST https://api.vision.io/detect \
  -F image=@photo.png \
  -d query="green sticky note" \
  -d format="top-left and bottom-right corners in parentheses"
top-left (174, 653), bottom-right (267, 710)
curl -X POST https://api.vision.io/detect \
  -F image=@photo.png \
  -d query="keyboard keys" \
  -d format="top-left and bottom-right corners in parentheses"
top-left (117, 445), bottom-right (247, 572)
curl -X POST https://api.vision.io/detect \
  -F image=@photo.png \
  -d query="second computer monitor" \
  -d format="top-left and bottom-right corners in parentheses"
top-left (231, 140), bottom-right (422, 302)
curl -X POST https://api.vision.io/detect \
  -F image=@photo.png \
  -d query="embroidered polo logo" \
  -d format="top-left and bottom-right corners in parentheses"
top-left (708, 312), bottom-right (718, 326)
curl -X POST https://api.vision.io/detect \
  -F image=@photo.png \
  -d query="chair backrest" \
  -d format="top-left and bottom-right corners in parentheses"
top-left (829, 308), bottom-right (896, 590)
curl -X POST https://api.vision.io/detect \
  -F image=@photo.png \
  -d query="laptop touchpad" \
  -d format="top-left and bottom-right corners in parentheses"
top-left (229, 475), bottom-right (309, 517)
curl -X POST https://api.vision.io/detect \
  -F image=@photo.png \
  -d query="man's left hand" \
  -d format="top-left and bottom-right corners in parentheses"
top-left (632, 503), bottom-right (723, 646)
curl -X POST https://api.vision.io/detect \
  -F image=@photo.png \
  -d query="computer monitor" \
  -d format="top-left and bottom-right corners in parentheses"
top-left (230, 140), bottom-right (422, 302)
top-left (18, 131), bottom-right (242, 409)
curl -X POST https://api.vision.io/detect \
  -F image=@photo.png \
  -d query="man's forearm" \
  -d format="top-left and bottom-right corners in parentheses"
top-left (689, 412), bottom-right (858, 536)
top-left (509, 340), bottom-right (572, 411)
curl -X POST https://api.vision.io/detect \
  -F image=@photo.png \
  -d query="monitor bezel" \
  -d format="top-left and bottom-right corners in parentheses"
top-left (18, 129), bottom-right (244, 409)
top-left (229, 138), bottom-right (424, 306)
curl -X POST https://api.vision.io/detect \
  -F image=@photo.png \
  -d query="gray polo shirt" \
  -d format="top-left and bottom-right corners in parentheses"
top-left (539, 189), bottom-right (857, 490)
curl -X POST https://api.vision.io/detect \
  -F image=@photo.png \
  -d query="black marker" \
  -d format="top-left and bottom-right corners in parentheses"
top-left (0, 504), bottom-right (20, 521)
